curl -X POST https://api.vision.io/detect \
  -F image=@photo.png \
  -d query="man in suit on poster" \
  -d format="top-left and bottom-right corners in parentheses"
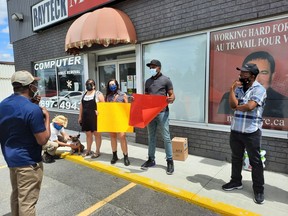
top-left (218, 51), bottom-right (288, 118)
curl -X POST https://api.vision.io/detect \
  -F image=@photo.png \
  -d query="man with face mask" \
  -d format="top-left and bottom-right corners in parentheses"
top-left (222, 63), bottom-right (267, 205)
top-left (0, 70), bottom-right (51, 215)
top-left (141, 59), bottom-right (176, 175)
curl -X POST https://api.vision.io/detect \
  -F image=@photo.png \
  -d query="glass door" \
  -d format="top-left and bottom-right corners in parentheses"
top-left (96, 49), bottom-right (136, 96)
top-left (119, 62), bottom-right (136, 96)
top-left (98, 64), bottom-right (116, 94)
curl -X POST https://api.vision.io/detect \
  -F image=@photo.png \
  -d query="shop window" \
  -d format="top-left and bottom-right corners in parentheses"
top-left (209, 17), bottom-right (288, 131)
top-left (143, 34), bottom-right (207, 122)
top-left (34, 56), bottom-right (84, 112)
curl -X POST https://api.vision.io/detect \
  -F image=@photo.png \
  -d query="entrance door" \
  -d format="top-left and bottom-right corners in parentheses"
top-left (119, 61), bottom-right (136, 96)
top-left (97, 61), bottom-right (136, 96)
top-left (98, 64), bottom-right (116, 93)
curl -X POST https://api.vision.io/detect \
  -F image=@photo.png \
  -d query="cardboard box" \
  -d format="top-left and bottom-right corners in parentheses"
top-left (172, 137), bottom-right (188, 161)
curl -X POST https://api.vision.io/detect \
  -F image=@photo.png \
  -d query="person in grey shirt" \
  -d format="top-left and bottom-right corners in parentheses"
top-left (141, 59), bottom-right (176, 175)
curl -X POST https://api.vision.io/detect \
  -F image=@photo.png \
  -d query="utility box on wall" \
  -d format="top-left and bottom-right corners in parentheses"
top-left (172, 137), bottom-right (188, 161)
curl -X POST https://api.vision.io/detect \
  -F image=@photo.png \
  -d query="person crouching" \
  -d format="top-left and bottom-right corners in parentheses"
top-left (42, 115), bottom-right (71, 163)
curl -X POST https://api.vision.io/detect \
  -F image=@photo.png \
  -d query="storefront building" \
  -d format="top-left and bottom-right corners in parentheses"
top-left (0, 61), bottom-right (14, 101)
top-left (7, 0), bottom-right (288, 173)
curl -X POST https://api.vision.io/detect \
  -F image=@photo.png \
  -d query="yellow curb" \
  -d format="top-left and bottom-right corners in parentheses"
top-left (61, 153), bottom-right (260, 216)
top-left (0, 165), bottom-right (7, 169)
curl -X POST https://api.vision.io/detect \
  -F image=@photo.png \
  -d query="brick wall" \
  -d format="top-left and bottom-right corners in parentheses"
top-left (116, 0), bottom-right (288, 42)
top-left (13, 0), bottom-right (288, 71)
top-left (135, 126), bottom-right (288, 174)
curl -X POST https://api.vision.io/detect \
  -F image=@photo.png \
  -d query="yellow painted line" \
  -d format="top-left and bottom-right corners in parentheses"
top-left (0, 165), bottom-right (7, 169)
top-left (62, 153), bottom-right (260, 216)
top-left (77, 182), bottom-right (136, 216)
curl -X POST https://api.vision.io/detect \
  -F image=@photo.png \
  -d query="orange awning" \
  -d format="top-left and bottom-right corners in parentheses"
top-left (65, 7), bottom-right (137, 55)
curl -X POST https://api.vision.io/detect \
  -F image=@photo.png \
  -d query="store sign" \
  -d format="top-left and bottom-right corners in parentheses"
top-left (34, 56), bottom-right (81, 70)
top-left (32, 0), bottom-right (68, 31)
top-left (34, 55), bottom-right (84, 112)
top-left (32, 0), bottom-right (116, 31)
top-left (68, 0), bottom-right (114, 16)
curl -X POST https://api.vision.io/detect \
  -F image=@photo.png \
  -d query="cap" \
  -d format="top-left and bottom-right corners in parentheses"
top-left (146, 59), bottom-right (161, 67)
top-left (52, 115), bottom-right (68, 128)
top-left (236, 63), bottom-right (259, 76)
top-left (11, 70), bottom-right (40, 86)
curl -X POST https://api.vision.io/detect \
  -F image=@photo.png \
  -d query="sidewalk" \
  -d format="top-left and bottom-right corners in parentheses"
top-left (61, 130), bottom-right (288, 216)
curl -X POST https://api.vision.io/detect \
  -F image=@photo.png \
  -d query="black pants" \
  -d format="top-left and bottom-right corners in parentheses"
top-left (230, 129), bottom-right (264, 193)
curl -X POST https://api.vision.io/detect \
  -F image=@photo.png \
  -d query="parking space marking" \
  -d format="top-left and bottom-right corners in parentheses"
top-left (63, 153), bottom-right (260, 216)
top-left (77, 182), bottom-right (136, 216)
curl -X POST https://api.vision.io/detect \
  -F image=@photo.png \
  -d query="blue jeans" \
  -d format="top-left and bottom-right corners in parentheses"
top-left (147, 110), bottom-right (173, 160)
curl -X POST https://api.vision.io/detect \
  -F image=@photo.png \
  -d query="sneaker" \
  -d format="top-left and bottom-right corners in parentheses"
top-left (141, 158), bottom-right (156, 170)
top-left (222, 181), bottom-right (243, 191)
top-left (42, 152), bottom-right (55, 163)
top-left (253, 192), bottom-right (265, 204)
top-left (53, 154), bottom-right (61, 160)
top-left (166, 159), bottom-right (174, 175)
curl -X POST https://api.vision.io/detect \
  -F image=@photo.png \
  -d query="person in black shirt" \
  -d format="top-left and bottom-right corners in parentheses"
top-left (78, 79), bottom-right (105, 158)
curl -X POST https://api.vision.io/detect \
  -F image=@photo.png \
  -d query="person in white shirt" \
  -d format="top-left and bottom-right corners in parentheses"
top-left (42, 115), bottom-right (71, 163)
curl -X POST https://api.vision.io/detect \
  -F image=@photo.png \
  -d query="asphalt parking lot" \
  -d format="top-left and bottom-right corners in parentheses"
top-left (0, 154), bottom-right (218, 216)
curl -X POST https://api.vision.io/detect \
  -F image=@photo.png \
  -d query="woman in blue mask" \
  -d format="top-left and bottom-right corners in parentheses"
top-left (42, 115), bottom-right (72, 163)
top-left (105, 79), bottom-right (130, 166)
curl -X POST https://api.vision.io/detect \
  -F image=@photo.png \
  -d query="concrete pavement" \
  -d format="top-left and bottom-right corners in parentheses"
top-left (60, 130), bottom-right (288, 216)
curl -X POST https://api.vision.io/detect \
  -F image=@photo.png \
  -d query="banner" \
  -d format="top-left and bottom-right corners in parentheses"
top-left (129, 94), bottom-right (168, 128)
top-left (209, 17), bottom-right (288, 130)
top-left (97, 102), bottom-right (133, 132)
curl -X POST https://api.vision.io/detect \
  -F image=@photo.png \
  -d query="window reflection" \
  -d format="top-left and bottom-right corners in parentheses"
top-left (34, 56), bottom-right (84, 111)
top-left (143, 34), bottom-right (207, 122)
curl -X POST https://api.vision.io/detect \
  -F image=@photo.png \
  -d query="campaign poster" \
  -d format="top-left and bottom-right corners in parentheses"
top-left (209, 17), bottom-right (288, 131)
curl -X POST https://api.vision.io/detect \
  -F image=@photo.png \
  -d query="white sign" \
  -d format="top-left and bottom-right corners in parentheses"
top-left (32, 0), bottom-right (68, 31)
top-left (34, 56), bottom-right (81, 70)
top-left (127, 75), bottom-right (133, 89)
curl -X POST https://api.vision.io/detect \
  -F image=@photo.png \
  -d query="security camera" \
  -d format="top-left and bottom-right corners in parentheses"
top-left (11, 13), bottom-right (24, 21)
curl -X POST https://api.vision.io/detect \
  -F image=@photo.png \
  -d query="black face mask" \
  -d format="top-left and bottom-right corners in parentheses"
top-left (86, 83), bottom-right (93, 91)
top-left (239, 77), bottom-right (251, 87)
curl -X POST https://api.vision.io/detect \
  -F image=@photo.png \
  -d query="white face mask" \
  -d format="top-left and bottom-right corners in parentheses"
top-left (150, 68), bottom-right (157, 76)
top-left (32, 90), bottom-right (40, 98)
top-left (29, 84), bottom-right (39, 99)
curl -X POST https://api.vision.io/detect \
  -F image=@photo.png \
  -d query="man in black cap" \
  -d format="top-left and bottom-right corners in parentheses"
top-left (222, 63), bottom-right (266, 204)
top-left (141, 59), bottom-right (176, 175)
